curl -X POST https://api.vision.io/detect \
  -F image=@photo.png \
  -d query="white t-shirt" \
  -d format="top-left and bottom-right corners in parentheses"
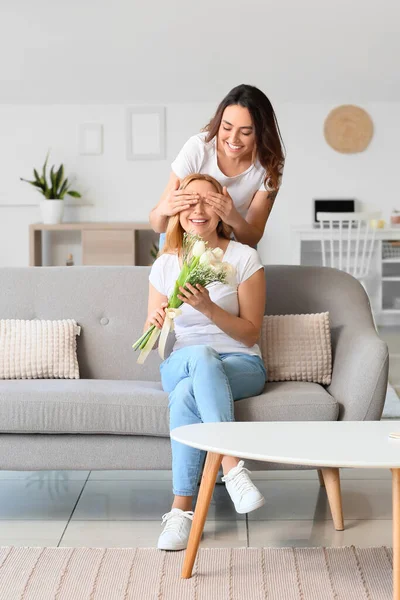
top-left (149, 240), bottom-right (263, 357)
top-left (171, 132), bottom-right (273, 218)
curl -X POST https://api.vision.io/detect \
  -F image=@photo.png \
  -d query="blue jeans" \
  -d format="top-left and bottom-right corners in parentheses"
top-left (160, 345), bottom-right (267, 496)
top-left (159, 233), bottom-right (166, 252)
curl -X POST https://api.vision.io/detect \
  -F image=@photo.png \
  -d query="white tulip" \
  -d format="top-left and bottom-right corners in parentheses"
top-left (192, 240), bottom-right (206, 257)
top-left (211, 261), bottom-right (225, 273)
top-left (199, 250), bottom-right (216, 265)
top-left (222, 263), bottom-right (236, 286)
top-left (211, 247), bottom-right (224, 262)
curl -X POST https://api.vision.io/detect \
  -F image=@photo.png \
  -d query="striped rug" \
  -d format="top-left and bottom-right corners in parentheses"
top-left (0, 546), bottom-right (393, 599)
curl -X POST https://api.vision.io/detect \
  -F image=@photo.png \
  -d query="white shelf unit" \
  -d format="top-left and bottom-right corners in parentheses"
top-left (292, 227), bottom-right (400, 326)
top-left (380, 239), bottom-right (400, 321)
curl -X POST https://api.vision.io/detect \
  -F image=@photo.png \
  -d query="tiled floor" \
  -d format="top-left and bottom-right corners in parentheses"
top-left (0, 326), bottom-right (397, 549)
top-left (0, 467), bottom-right (397, 548)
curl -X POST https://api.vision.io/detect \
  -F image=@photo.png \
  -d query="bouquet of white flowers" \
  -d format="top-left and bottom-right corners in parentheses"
top-left (132, 233), bottom-right (235, 364)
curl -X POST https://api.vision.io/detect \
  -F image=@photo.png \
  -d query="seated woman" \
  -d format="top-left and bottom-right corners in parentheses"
top-left (147, 173), bottom-right (267, 551)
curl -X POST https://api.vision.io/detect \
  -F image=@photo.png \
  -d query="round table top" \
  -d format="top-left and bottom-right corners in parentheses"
top-left (170, 421), bottom-right (400, 469)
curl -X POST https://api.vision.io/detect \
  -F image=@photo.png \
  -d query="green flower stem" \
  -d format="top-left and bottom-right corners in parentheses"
top-left (132, 325), bottom-right (155, 350)
top-left (168, 255), bottom-right (200, 309)
top-left (139, 328), bottom-right (154, 349)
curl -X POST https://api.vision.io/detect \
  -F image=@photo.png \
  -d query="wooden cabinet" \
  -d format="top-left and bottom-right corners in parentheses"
top-left (29, 222), bottom-right (157, 267)
top-left (82, 229), bottom-right (135, 265)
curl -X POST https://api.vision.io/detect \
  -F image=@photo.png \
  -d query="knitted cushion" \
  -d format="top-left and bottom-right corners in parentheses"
top-left (0, 319), bottom-right (81, 380)
top-left (260, 313), bottom-right (332, 384)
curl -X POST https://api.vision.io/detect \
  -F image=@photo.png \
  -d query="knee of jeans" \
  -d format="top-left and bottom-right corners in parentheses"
top-left (188, 345), bottom-right (220, 364)
top-left (168, 378), bottom-right (195, 409)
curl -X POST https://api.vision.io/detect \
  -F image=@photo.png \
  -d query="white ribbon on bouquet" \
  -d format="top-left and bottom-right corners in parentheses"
top-left (158, 308), bottom-right (182, 360)
top-left (136, 327), bottom-right (161, 364)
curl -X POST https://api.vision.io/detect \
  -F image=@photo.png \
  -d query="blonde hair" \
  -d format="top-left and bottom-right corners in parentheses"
top-left (161, 173), bottom-right (232, 255)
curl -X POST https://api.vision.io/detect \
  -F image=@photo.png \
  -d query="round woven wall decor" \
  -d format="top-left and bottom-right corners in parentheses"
top-left (324, 105), bottom-right (373, 153)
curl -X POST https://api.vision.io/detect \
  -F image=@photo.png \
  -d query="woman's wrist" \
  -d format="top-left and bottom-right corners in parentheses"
top-left (229, 210), bottom-right (246, 231)
top-left (150, 206), bottom-right (168, 233)
top-left (152, 203), bottom-right (167, 221)
top-left (203, 302), bottom-right (216, 321)
top-left (230, 215), bottom-right (262, 246)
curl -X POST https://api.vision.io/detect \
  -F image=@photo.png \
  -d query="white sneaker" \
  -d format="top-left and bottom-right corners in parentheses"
top-left (222, 460), bottom-right (265, 514)
top-left (157, 508), bottom-right (194, 551)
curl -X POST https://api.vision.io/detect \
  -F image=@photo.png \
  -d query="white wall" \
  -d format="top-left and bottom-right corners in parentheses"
top-left (0, 101), bottom-right (399, 267)
top-left (2, 0), bottom-right (399, 104)
top-left (2, 0), bottom-right (399, 267)
top-left (0, 103), bottom-right (214, 266)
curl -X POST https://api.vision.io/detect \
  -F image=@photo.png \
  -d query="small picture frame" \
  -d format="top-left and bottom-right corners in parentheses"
top-left (79, 124), bottom-right (103, 155)
top-left (126, 106), bottom-right (166, 160)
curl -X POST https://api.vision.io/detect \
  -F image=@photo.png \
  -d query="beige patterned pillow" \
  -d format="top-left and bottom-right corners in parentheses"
top-left (260, 313), bottom-right (332, 384)
top-left (0, 319), bottom-right (81, 380)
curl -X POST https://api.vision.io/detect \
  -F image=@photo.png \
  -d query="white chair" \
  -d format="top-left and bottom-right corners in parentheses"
top-left (316, 212), bottom-right (381, 281)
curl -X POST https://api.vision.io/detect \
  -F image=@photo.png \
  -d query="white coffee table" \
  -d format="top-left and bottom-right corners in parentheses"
top-left (171, 421), bottom-right (400, 598)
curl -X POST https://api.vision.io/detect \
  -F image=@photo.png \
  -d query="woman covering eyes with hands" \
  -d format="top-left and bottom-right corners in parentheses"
top-left (150, 84), bottom-right (285, 249)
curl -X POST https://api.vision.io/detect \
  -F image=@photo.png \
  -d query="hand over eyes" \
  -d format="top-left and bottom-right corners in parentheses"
top-left (204, 186), bottom-right (239, 227)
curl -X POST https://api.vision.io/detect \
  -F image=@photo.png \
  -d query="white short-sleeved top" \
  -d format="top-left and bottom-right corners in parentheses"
top-left (149, 240), bottom-right (264, 357)
top-left (171, 132), bottom-right (273, 218)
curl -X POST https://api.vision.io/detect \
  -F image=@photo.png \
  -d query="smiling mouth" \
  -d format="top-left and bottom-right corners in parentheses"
top-left (189, 219), bottom-right (208, 225)
top-left (226, 142), bottom-right (243, 151)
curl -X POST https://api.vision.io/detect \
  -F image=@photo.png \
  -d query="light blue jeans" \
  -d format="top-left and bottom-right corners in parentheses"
top-left (159, 233), bottom-right (166, 252)
top-left (160, 345), bottom-right (267, 496)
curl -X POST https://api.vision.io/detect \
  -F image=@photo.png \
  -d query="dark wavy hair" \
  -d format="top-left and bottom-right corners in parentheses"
top-left (203, 84), bottom-right (285, 191)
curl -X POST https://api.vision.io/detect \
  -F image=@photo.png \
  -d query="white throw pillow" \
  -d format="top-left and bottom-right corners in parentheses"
top-left (0, 319), bottom-right (81, 380)
top-left (260, 312), bottom-right (332, 385)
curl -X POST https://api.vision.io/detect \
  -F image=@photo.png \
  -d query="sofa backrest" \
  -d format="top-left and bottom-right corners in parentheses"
top-left (0, 266), bottom-right (374, 381)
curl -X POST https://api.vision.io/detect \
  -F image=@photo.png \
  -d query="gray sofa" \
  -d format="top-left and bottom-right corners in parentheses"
top-left (0, 265), bottom-right (388, 473)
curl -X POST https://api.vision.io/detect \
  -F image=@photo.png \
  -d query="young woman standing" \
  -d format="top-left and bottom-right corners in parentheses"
top-left (150, 84), bottom-right (285, 248)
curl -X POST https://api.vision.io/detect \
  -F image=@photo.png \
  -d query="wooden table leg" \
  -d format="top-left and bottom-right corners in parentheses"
top-left (392, 469), bottom-right (400, 600)
top-left (321, 467), bottom-right (344, 531)
top-left (181, 451), bottom-right (223, 579)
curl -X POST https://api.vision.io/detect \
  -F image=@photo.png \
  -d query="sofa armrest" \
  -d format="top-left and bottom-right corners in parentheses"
top-left (328, 328), bottom-right (389, 421)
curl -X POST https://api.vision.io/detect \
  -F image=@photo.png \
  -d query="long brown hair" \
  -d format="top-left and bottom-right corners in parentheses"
top-left (203, 84), bottom-right (285, 191)
top-left (162, 174), bottom-right (232, 255)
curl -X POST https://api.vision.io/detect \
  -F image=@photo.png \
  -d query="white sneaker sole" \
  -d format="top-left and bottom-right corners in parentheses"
top-left (234, 495), bottom-right (266, 514)
top-left (157, 539), bottom-right (188, 551)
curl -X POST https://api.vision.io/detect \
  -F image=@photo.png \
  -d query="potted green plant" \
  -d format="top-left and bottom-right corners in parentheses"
top-left (21, 153), bottom-right (81, 224)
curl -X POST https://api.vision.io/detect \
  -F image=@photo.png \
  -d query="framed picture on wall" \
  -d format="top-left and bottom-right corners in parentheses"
top-left (79, 124), bottom-right (103, 155)
top-left (126, 106), bottom-right (166, 160)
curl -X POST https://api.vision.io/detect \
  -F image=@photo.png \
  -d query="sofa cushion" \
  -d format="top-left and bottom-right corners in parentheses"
top-left (0, 319), bottom-right (81, 380)
top-left (0, 380), bottom-right (168, 435)
top-left (235, 381), bottom-right (338, 422)
top-left (0, 379), bottom-right (338, 435)
top-left (260, 313), bottom-right (332, 385)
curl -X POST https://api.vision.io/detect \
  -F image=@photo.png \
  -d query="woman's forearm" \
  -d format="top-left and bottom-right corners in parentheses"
top-left (205, 303), bottom-right (260, 347)
top-left (230, 214), bottom-right (263, 246)
top-left (149, 205), bottom-right (168, 234)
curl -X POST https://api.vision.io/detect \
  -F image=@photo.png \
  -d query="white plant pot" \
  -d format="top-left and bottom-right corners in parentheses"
top-left (40, 200), bottom-right (64, 224)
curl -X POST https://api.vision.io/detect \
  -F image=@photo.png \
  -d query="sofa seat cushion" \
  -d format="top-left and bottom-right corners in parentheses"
top-left (0, 379), bottom-right (169, 436)
top-left (235, 381), bottom-right (339, 422)
top-left (0, 379), bottom-right (338, 436)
